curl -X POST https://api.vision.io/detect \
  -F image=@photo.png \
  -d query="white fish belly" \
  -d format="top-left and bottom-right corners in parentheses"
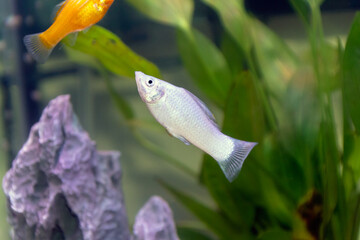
top-left (147, 87), bottom-right (234, 161)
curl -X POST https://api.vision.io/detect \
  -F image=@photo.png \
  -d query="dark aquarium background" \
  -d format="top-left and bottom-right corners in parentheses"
top-left (1, 0), bottom-right (360, 239)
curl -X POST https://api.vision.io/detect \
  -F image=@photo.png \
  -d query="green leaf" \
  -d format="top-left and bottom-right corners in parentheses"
top-left (262, 134), bottom-right (305, 202)
top-left (220, 32), bottom-right (246, 76)
top-left (177, 227), bottom-right (214, 240)
top-left (258, 228), bottom-right (292, 240)
top-left (250, 20), bottom-right (298, 97)
top-left (202, 0), bottom-right (298, 134)
top-left (318, 112), bottom-right (340, 234)
top-left (288, 0), bottom-right (311, 26)
top-left (343, 111), bottom-right (360, 198)
top-left (103, 73), bottom-right (135, 121)
top-left (176, 28), bottom-right (232, 107)
top-left (222, 72), bottom-right (264, 141)
top-left (200, 155), bottom-right (256, 229)
top-left (202, 0), bottom-right (298, 98)
top-left (344, 134), bottom-right (360, 185)
top-left (275, 80), bottom-right (321, 164)
top-left (159, 180), bottom-right (243, 239)
top-left (346, 193), bottom-right (360, 240)
top-left (126, 0), bottom-right (193, 29)
top-left (64, 25), bottom-right (161, 79)
top-left (201, 0), bottom-right (250, 52)
top-left (342, 13), bottom-right (360, 133)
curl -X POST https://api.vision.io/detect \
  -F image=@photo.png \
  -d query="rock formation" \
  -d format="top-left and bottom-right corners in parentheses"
top-left (133, 196), bottom-right (179, 240)
top-left (2, 95), bottom-right (179, 240)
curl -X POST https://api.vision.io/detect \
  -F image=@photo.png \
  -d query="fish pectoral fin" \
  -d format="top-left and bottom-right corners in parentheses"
top-left (166, 128), bottom-right (191, 145)
top-left (66, 32), bottom-right (79, 46)
top-left (82, 27), bottom-right (91, 34)
top-left (176, 135), bottom-right (191, 145)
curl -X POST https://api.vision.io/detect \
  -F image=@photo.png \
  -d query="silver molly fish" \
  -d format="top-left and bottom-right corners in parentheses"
top-left (135, 71), bottom-right (257, 182)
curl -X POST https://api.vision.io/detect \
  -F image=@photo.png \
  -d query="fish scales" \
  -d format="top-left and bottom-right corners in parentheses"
top-left (148, 85), bottom-right (234, 161)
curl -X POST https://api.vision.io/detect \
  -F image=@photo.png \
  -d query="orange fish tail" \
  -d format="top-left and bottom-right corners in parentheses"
top-left (23, 33), bottom-right (54, 63)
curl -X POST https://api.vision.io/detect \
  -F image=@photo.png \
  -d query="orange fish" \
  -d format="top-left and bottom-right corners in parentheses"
top-left (24, 0), bottom-right (114, 63)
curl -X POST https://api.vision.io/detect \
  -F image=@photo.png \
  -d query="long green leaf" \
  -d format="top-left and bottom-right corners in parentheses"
top-left (275, 80), bottom-right (321, 173)
top-left (220, 32), bottom-right (246, 76)
top-left (288, 0), bottom-right (311, 26)
top-left (177, 227), bottom-right (214, 240)
top-left (202, 0), bottom-right (298, 134)
top-left (258, 228), bottom-right (292, 240)
top-left (159, 180), bottom-right (243, 239)
top-left (318, 115), bottom-right (340, 236)
top-left (342, 13), bottom-right (360, 133)
top-left (200, 155), bottom-right (256, 229)
top-left (200, 0), bottom-right (250, 52)
top-left (202, 0), bottom-right (298, 97)
top-left (64, 25), bottom-right (161, 79)
top-left (176, 28), bottom-right (232, 107)
top-left (346, 193), bottom-right (360, 240)
top-left (103, 73), bottom-right (135, 121)
top-left (126, 0), bottom-right (193, 30)
top-left (221, 72), bottom-right (264, 141)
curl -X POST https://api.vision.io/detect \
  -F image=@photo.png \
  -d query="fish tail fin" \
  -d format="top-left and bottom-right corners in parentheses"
top-left (23, 33), bottom-right (53, 63)
top-left (218, 139), bottom-right (257, 182)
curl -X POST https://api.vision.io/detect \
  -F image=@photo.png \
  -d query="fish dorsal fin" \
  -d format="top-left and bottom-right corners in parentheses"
top-left (51, 0), bottom-right (68, 21)
top-left (183, 89), bottom-right (219, 129)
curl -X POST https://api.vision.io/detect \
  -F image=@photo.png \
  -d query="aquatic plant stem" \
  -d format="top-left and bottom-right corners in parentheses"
top-left (247, 57), bottom-right (278, 133)
top-left (0, 75), bottom-right (15, 167)
top-left (2, 0), bottom-right (40, 169)
top-left (346, 195), bottom-right (360, 240)
top-left (306, 3), bottom-right (343, 238)
top-left (132, 130), bottom-right (197, 178)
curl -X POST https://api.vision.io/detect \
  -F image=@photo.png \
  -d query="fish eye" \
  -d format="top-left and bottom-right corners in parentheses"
top-left (146, 79), bottom-right (154, 87)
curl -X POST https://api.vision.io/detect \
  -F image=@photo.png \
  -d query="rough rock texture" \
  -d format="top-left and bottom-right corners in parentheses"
top-left (2, 95), bottom-right (130, 240)
top-left (133, 196), bottom-right (179, 240)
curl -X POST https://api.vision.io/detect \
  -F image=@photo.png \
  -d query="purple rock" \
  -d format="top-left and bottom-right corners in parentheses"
top-left (133, 196), bottom-right (179, 240)
top-left (2, 95), bottom-right (130, 240)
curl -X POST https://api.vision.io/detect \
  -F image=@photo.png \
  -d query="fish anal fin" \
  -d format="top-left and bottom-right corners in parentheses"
top-left (218, 140), bottom-right (257, 182)
top-left (183, 89), bottom-right (219, 129)
top-left (166, 128), bottom-right (191, 145)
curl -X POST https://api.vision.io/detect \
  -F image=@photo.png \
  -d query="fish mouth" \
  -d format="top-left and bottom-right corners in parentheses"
top-left (134, 71), bottom-right (143, 89)
top-left (135, 71), bottom-right (146, 102)
top-left (135, 71), bottom-right (143, 81)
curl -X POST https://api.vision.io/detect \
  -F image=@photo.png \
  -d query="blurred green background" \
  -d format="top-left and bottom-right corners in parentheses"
top-left (2, 0), bottom-right (360, 239)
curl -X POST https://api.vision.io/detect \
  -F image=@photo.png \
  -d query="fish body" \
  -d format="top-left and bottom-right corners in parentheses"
top-left (135, 71), bottom-right (257, 182)
top-left (24, 0), bottom-right (114, 63)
